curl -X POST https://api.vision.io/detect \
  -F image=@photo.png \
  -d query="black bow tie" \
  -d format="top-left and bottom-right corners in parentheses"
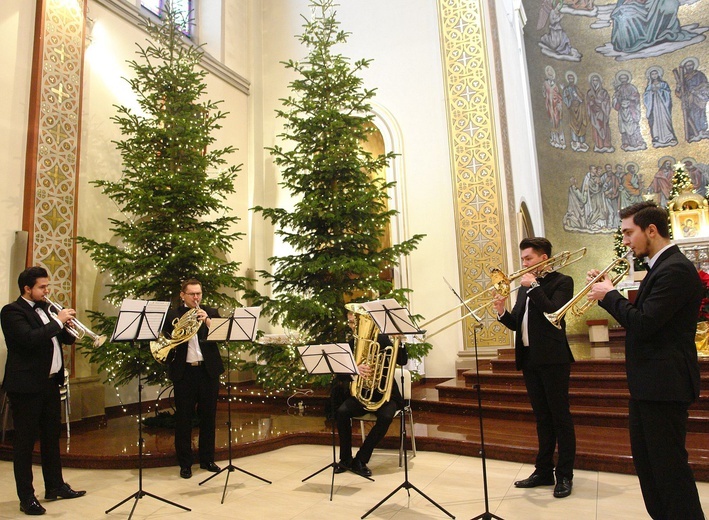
top-left (34, 301), bottom-right (48, 311)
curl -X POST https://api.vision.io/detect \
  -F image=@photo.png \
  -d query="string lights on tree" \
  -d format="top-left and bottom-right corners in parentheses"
top-left (77, 2), bottom-right (251, 389)
top-left (242, 0), bottom-right (428, 389)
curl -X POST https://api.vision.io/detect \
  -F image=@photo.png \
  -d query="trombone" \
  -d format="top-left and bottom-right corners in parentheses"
top-left (45, 296), bottom-right (107, 347)
top-left (544, 258), bottom-right (630, 329)
top-left (421, 247), bottom-right (587, 339)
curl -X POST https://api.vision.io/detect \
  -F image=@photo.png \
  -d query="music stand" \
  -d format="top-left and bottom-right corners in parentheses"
top-left (105, 299), bottom-right (191, 519)
top-left (298, 343), bottom-right (373, 501)
top-left (444, 278), bottom-right (503, 520)
top-left (359, 300), bottom-right (455, 519)
top-left (199, 307), bottom-right (271, 501)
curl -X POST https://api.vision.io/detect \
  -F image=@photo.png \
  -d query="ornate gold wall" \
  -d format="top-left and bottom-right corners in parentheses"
top-left (23, 0), bottom-right (87, 310)
top-left (438, 0), bottom-right (510, 348)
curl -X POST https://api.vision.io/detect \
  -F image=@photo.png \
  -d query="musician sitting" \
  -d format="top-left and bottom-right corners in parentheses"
top-left (334, 312), bottom-right (408, 477)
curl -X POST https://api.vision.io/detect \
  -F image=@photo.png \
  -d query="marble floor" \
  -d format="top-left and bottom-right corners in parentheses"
top-left (0, 444), bottom-right (707, 520)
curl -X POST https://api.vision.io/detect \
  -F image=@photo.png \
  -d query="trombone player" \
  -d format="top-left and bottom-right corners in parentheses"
top-left (586, 201), bottom-right (705, 519)
top-left (492, 237), bottom-right (576, 499)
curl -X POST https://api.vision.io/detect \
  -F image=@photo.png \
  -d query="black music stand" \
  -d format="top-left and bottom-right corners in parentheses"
top-left (105, 299), bottom-right (191, 519)
top-left (298, 343), bottom-right (373, 501)
top-left (359, 299), bottom-right (455, 519)
top-left (199, 307), bottom-right (271, 501)
top-left (443, 279), bottom-right (503, 520)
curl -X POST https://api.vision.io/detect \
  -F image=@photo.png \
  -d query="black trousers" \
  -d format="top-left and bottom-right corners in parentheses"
top-left (173, 365), bottom-right (220, 468)
top-left (629, 398), bottom-right (704, 520)
top-left (336, 396), bottom-right (398, 464)
top-left (8, 377), bottom-right (64, 502)
top-left (522, 363), bottom-right (576, 480)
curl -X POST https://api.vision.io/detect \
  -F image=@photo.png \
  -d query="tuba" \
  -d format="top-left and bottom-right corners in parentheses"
top-left (150, 306), bottom-right (203, 364)
top-left (346, 303), bottom-right (401, 411)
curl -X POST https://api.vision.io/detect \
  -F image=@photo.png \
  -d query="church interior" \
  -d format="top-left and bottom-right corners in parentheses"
top-left (1, 0), bottom-right (708, 518)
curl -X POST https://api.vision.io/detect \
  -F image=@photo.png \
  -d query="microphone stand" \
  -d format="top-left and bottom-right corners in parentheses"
top-left (445, 280), bottom-right (503, 520)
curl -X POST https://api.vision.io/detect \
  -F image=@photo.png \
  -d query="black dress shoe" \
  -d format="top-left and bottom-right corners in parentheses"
top-left (44, 483), bottom-right (86, 500)
top-left (351, 458), bottom-right (372, 477)
top-left (180, 466), bottom-right (192, 479)
top-left (553, 477), bottom-right (573, 498)
top-left (199, 462), bottom-right (221, 472)
top-left (334, 459), bottom-right (352, 474)
top-left (514, 473), bottom-right (555, 488)
top-left (19, 497), bottom-right (46, 515)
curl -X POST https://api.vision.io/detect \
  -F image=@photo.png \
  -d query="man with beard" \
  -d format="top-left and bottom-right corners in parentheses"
top-left (587, 201), bottom-right (705, 519)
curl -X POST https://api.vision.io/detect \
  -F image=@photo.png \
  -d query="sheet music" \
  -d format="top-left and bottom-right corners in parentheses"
top-left (207, 307), bottom-right (261, 342)
top-left (297, 343), bottom-right (358, 375)
top-left (360, 298), bottom-right (420, 335)
top-left (111, 299), bottom-right (171, 342)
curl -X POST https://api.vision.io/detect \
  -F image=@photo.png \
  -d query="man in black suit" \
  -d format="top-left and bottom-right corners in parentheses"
top-left (163, 279), bottom-right (224, 479)
top-left (587, 201), bottom-right (705, 519)
top-left (493, 237), bottom-right (576, 499)
top-left (1, 266), bottom-right (86, 515)
top-left (334, 310), bottom-right (408, 477)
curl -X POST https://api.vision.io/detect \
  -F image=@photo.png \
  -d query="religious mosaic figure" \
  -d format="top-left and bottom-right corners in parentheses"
top-left (612, 71), bottom-right (646, 152)
top-left (643, 66), bottom-right (678, 148)
top-left (586, 74), bottom-right (614, 153)
top-left (619, 162), bottom-right (644, 208)
top-left (674, 58), bottom-right (709, 143)
top-left (544, 66), bottom-right (566, 149)
top-left (581, 164), bottom-right (609, 229)
top-left (538, 0), bottom-right (571, 54)
top-left (602, 163), bottom-right (621, 228)
top-left (562, 71), bottom-right (588, 152)
top-left (610, 0), bottom-right (693, 53)
top-left (683, 158), bottom-right (708, 197)
top-left (563, 176), bottom-right (587, 230)
top-left (566, 0), bottom-right (594, 10)
top-left (646, 157), bottom-right (675, 207)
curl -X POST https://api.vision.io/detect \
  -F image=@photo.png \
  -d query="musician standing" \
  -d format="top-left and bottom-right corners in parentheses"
top-left (163, 279), bottom-right (224, 479)
top-left (334, 310), bottom-right (408, 477)
top-left (1, 266), bottom-right (86, 516)
top-left (493, 237), bottom-right (576, 498)
top-left (587, 201), bottom-right (705, 519)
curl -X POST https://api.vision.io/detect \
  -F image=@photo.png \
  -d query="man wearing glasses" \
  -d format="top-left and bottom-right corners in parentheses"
top-left (163, 279), bottom-right (224, 479)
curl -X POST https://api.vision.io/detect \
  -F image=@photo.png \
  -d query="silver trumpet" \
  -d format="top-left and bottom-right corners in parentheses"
top-left (44, 296), bottom-right (107, 347)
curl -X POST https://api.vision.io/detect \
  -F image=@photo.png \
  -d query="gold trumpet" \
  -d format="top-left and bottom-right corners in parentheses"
top-left (421, 247), bottom-right (587, 339)
top-left (544, 258), bottom-right (630, 329)
top-left (44, 296), bottom-right (107, 347)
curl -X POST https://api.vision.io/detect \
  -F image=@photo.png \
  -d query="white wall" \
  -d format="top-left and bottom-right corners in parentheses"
top-left (256, 0), bottom-right (461, 378)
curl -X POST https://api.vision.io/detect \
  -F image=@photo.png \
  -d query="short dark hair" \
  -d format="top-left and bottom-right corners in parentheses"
top-left (619, 201), bottom-right (670, 238)
top-left (18, 266), bottom-right (48, 294)
top-left (181, 278), bottom-right (202, 292)
top-left (519, 237), bottom-right (552, 257)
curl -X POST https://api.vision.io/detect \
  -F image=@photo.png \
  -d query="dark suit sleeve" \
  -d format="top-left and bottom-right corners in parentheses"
top-left (1, 304), bottom-right (67, 357)
top-left (600, 261), bottom-right (699, 343)
top-left (527, 274), bottom-right (574, 313)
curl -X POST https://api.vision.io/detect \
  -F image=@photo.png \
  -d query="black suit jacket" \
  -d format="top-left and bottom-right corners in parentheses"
top-left (600, 245), bottom-right (701, 403)
top-left (163, 305), bottom-right (225, 382)
top-left (498, 271), bottom-right (575, 370)
top-left (1, 297), bottom-right (75, 393)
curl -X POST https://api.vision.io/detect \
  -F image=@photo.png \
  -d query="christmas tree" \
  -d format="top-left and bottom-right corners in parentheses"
top-left (243, 0), bottom-right (426, 390)
top-left (77, 3), bottom-right (251, 387)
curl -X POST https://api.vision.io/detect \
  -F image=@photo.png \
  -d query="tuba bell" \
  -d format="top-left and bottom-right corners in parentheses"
top-left (346, 303), bottom-right (401, 412)
top-left (150, 306), bottom-right (203, 364)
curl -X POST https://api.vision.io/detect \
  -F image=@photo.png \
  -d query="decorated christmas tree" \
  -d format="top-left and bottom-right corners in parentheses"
top-left (242, 0), bottom-right (426, 390)
top-left (77, 3), bottom-right (251, 387)
top-left (669, 160), bottom-right (694, 200)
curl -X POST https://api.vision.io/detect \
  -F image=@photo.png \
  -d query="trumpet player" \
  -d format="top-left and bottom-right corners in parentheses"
top-left (586, 201), bottom-right (704, 520)
top-left (0, 266), bottom-right (86, 516)
top-left (163, 278), bottom-right (223, 479)
top-left (492, 237), bottom-right (576, 499)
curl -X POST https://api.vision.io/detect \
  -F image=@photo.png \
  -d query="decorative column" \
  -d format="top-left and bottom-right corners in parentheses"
top-left (23, 0), bottom-right (87, 311)
top-left (437, 0), bottom-right (510, 350)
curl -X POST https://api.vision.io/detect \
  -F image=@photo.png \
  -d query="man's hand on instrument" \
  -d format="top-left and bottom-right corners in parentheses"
top-left (586, 269), bottom-right (614, 301)
top-left (519, 272), bottom-right (537, 287)
top-left (492, 293), bottom-right (507, 315)
top-left (358, 364), bottom-right (373, 378)
top-left (57, 308), bottom-right (76, 325)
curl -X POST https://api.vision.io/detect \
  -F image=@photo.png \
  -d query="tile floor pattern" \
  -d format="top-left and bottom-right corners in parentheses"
top-left (0, 445), bottom-right (706, 519)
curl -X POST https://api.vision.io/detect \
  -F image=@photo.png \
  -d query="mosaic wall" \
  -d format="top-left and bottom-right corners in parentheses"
top-left (522, 0), bottom-right (709, 331)
top-left (438, 0), bottom-right (509, 348)
top-left (25, 0), bottom-right (87, 308)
